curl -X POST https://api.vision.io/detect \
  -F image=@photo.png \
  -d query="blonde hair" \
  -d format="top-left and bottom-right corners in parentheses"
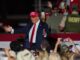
top-left (35, 49), bottom-right (49, 60)
top-left (17, 49), bottom-right (35, 60)
top-left (49, 51), bottom-right (61, 60)
top-left (61, 50), bottom-right (76, 60)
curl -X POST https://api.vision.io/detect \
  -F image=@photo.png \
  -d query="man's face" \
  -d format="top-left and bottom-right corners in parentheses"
top-left (31, 16), bottom-right (39, 24)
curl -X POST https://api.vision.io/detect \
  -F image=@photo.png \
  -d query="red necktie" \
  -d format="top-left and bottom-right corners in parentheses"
top-left (30, 24), bottom-right (36, 47)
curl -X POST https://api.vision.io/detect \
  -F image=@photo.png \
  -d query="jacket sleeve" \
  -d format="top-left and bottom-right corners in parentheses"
top-left (13, 27), bottom-right (27, 33)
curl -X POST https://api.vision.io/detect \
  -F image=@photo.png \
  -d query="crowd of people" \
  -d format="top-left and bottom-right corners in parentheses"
top-left (1, 38), bottom-right (80, 60)
top-left (0, 0), bottom-right (80, 60)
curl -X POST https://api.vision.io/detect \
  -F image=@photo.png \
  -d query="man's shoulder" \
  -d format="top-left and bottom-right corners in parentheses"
top-left (40, 21), bottom-right (48, 27)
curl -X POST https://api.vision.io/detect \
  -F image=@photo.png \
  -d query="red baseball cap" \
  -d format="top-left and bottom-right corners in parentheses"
top-left (30, 11), bottom-right (39, 17)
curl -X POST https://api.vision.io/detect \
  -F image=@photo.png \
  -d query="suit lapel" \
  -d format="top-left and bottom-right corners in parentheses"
top-left (37, 21), bottom-right (43, 33)
top-left (36, 21), bottom-right (43, 40)
top-left (28, 21), bottom-right (43, 43)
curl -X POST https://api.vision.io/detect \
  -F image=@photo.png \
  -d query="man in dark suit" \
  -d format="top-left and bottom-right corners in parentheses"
top-left (3, 11), bottom-right (49, 50)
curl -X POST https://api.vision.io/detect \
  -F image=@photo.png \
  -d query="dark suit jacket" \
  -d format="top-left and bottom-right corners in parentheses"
top-left (14, 21), bottom-right (49, 50)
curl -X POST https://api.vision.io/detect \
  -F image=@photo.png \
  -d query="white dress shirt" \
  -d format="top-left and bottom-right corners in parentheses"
top-left (11, 28), bottom-right (14, 34)
top-left (29, 20), bottom-right (40, 43)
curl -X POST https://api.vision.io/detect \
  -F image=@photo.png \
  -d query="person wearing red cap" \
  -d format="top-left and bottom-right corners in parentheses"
top-left (25, 11), bottom-right (49, 50)
top-left (3, 11), bottom-right (49, 50)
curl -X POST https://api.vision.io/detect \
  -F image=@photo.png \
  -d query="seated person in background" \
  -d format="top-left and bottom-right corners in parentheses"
top-left (3, 11), bottom-right (49, 51)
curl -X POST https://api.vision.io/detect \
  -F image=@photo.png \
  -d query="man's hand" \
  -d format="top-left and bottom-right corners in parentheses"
top-left (3, 25), bottom-right (12, 33)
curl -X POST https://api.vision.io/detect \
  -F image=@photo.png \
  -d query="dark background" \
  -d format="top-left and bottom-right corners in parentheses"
top-left (0, 0), bottom-right (59, 33)
top-left (0, 0), bottom-right (59, 15)
top-left (0, 0), bottom-right (34, 15)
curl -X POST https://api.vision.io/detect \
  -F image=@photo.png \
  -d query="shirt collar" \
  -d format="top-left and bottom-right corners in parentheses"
top-left (36, 20), bottom-right (40, 25)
